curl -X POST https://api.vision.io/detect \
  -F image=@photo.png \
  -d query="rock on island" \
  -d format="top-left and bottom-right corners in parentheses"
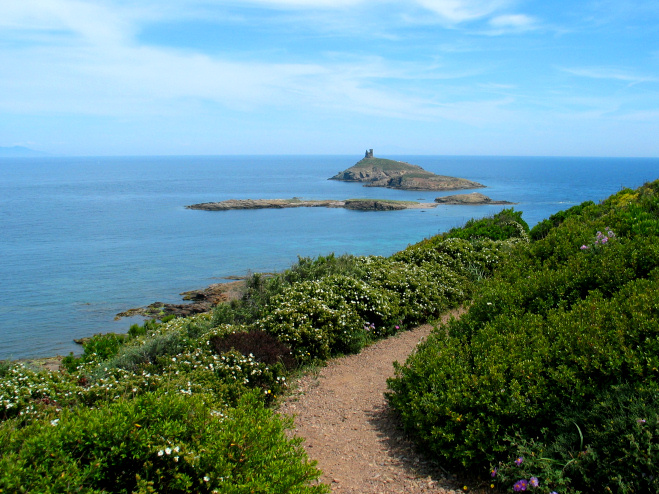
top-left (186, 198), bottom-right (437, 211)
top-left (329, 149), bottom-right (485, 191)
top-left (434, 192), bottom-right (517, 205)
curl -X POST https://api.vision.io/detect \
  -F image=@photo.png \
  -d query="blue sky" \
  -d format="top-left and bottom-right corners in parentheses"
top-left (1, 0), bottom-right (658, 156)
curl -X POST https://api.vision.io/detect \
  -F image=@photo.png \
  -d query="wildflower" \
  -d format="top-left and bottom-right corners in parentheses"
top-left (529, 477), bottom-right (539, 488)
top-left (580, 245), bottom-right (589, 250)
top-left (513, 479), bottom-right (528, 491)
top-left (165, 447), bottom-right (172, 455)
top-left (638, 419), bottom-right (647, 424)
top-left (515, 456), bottom-right (524, 466)
top-left (491, 468), bottom-right (497, 477)
top-left (50, 419), bottom-right (59, 426)
top-left (158, 450), bottom-right (164, 456)
top-left (395, 325), bottom-right (400, 330)
top-left (203, 476), bottom-right (210, 482)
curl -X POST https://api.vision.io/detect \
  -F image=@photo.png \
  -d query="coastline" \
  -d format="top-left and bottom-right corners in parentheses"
top-left (5, 278), bottom-right (249, 370)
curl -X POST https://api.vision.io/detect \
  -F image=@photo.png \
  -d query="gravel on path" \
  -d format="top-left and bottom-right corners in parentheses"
top-left (279, 310), bottom-right (479, 494)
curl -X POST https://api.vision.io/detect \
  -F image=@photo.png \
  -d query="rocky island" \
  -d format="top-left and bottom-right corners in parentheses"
top-left (434, 192), bottom-right (517, 205)
top-left (187, 198), bottom-right (437, 211)
top-left (329, 149), bottom-right (485, 191)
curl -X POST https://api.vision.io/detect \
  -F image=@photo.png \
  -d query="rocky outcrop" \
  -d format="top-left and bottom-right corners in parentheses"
top-left (187, 198), bottom-right (438, 211)
top-left (434, 192), bottom-right (516, 205)
top-left (115, 281), bottom-right (246, 319)
top-left (330, 156), bottom-right (485, 191)
top-left (344, 199), bottom-right (408, 211)
top-left (186, 198), bottom-right (344, 211)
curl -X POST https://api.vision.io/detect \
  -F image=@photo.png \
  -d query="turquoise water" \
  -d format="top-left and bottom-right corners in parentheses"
top-left (1, 155), bottom-right (657, 359)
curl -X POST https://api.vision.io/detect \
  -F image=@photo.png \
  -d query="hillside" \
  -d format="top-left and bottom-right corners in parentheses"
top-left (329, 155), bottom-right (484, 191)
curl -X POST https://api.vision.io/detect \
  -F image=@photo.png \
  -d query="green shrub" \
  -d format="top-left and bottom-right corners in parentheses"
top-left (388, 274), bottom-right (659, 471)
top-left (493, 383), bottom-right (659, 493)
top-left (257, 275), bottom-right (394, 361)
top-left (61, 333), bottom-right (127, 372)
top-left (0, 391), bottom-right (327, 493)
top-left (388, 179), bottom-right (659, 490)
top-left (445, 208), bottom-right (530, 241)
top-left (529, 200), bottom-right (596, 241)
top-left (359, 257), bottom-right (462, 326)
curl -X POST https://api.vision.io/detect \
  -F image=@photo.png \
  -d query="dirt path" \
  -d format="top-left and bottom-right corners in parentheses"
top-left (278, 310), bottom-right (469, 494)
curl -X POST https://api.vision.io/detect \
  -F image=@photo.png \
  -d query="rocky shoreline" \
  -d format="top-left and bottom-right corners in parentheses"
top-left (435, 192), bottom-right (517, 205)
top-left (188, 194), bottom-right (515, 211)
top-left (186, 198), bottom-right (438, 211)
top-left (115, 279), bottom-right (247, 320)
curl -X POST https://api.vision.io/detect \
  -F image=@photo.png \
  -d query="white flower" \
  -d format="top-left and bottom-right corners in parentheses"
top-left (158, 450), bottom-right (164, 456)
top-left (165, 447), bottom-right (172, 455)
top-left (50, 419), bottom-right (59, 426)
top-left (203, 476), bottom-right (210, 482)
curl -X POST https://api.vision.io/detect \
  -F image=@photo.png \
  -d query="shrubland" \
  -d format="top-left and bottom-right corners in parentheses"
top-left (387, 180), bottom-right (659, 493)
top-left (2, 178), bottom-right (657, 493)
top-left (0, 208), bottom-right (525, 492)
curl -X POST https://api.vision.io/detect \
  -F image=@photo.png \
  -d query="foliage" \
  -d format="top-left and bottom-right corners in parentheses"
top-left (387, 179), bottom-right (659, 492)
top-left (61, 333), bottom-right (128, 373)
top-left (445, 208), bottom-right (530, 242)
top-left (0, 391), bottom-right (327, 494)
top-left (529, 201), bottom-right (595, 241)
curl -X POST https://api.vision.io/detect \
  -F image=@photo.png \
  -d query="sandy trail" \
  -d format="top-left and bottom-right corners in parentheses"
top-left (279, 310), bottom-right (469, 494)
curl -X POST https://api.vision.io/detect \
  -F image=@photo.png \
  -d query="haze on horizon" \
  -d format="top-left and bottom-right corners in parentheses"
top-left (1, 0), bottom-right (658, 158)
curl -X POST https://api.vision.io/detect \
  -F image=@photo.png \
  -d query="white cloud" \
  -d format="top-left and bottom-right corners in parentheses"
top-left (414, 0), bottom-right (511, 23)
top-left (560, 66), bottom-right (659, 86)
top-left (489, 13), bottom-right (536, 29)
top-left (1, 0), bottom-right (134, 45)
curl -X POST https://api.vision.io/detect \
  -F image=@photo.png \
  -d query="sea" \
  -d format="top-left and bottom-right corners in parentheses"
top-left (1, 155), bottom-right (657, 360)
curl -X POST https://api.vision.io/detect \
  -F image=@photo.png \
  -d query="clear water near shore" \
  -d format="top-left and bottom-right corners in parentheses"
top-left (1, 154), bottom-right (657, 360)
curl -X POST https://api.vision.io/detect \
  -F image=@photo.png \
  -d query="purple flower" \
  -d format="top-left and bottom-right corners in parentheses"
top-left (491, 468), bottom-right (497, 478)
top-left (515, 456), bottom-right (524, 466)
top-left (638, 419), bottom-right (647, 424)
top-left (395, 325), bottom-right (400, 330)
top-left (513, 479), bottom-right (528, 491)
top-left (580, 245), bottom-right (589, 250)
top-left (529, 477), bottom-right (539, 488)
top-left (600, 237), bottom-right (608, 244)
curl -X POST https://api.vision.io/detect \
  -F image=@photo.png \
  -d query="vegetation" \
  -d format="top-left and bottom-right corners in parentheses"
top-left (387, 180), bottom-right (659, 493)
top-left (2, 180), bottom-right (658, 492)
top-left (350, 157), bottom-right (426, 173)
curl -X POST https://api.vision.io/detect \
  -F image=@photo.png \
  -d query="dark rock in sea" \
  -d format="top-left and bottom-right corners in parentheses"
top-left (115, 281), bottom-right (245, 320)
top-left (186, 198), bottom-right (438, 211)
top-left (434, 192), bottom-right (516, 205)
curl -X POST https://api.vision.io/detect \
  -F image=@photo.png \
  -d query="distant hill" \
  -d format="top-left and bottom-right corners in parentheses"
top-left (0, 146), bottom-right (46, 157)
top-left (329, 153), bottom-right (484, 191)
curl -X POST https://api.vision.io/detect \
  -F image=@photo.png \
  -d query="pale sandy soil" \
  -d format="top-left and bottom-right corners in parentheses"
top-left (278, 309), bottom-right (490, 494)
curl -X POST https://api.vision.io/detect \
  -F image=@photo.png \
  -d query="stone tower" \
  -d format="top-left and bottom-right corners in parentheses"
top-left (365, 149), bottom-right (374, 158)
